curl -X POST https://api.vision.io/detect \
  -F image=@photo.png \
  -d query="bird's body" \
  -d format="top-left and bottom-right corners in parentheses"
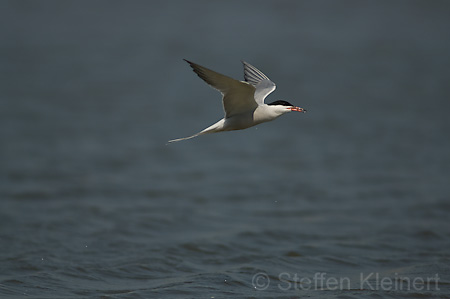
top-left (168, 60), bottom-right (306, 142)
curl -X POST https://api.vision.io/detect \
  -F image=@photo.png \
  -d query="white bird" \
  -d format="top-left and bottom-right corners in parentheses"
top-left (168, 59), bottom-right (306, 142)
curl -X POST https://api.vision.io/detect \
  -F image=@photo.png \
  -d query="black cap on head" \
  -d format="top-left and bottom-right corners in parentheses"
top-left (268, 100), bottom-right (294, 106)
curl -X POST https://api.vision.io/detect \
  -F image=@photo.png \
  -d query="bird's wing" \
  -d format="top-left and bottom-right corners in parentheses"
top-left (185, 59), bottom-right (257, 118)
top-left (242, 61), bottom-right (276, 105)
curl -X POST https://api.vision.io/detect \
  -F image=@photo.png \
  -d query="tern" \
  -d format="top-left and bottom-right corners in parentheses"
top-left (168, 59), bottom-right (306, 142)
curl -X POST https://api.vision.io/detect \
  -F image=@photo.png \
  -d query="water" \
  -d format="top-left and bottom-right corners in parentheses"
top-left (1, 1), bottom-right (450, 298)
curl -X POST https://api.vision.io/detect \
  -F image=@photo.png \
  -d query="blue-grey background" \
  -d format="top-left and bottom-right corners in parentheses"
top-left (1, 1), bottom-right (449, 298)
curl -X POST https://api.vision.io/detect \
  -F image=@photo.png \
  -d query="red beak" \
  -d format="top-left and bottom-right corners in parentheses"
top-left (290, 106), bottom-right (306, 113)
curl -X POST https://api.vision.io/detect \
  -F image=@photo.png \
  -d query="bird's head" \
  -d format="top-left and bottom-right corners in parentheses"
top-left (268, 100), bottom-right (306, 115)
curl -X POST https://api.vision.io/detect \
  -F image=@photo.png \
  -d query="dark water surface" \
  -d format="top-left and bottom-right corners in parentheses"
top-left (1, 1), bottom-right (450, 298)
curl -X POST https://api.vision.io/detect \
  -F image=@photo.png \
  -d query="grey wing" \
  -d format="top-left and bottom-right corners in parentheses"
top-left (185, 59), bottom-right (257, 118)
top-left (242, 61), bottom-right (276, 105)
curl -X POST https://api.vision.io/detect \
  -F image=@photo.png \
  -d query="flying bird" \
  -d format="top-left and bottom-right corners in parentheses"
top-left (168, 59), bottom-right (306, 142)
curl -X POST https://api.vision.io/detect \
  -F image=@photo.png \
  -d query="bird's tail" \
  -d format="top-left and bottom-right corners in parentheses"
top-left (167, 132), bottom-right (203, 143)
top-left (168, 119), bottom-right (225, 143)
